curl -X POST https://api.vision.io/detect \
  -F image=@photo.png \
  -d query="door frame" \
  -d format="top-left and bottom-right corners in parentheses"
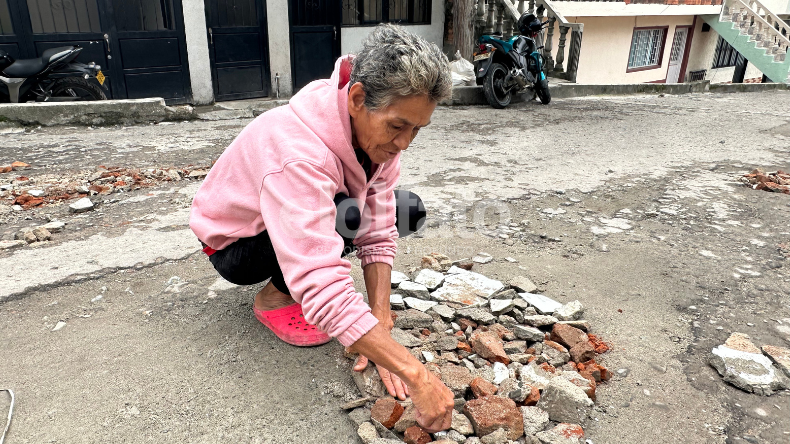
top-left (665, 25), bottom-right (690, 84)
top-left (204, 0), bottom-right (272, 101)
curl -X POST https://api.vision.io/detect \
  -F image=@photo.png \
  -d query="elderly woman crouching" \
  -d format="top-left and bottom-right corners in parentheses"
top-left (189, 24), bottom-right (455, 431)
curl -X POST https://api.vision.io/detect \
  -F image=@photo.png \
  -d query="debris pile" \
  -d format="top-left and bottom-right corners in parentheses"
top-left (741, 168), bottom-right (790, 194)
top-left (0, 164), bottom-right (211, 210)
top-left (709, 332), bottom-right (790, 396)
top-left (346, 253), bottom-right (612, 444)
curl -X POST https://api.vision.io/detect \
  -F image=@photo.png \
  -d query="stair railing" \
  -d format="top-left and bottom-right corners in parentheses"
top-left (473, 0), bottom-right (584, 82)
top-left (721, 0), bottom-right (789, 62)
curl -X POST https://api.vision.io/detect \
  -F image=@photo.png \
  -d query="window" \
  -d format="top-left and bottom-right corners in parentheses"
top-left (627, 27), bottom-right (667, 71)
top-left (26, 0), bottom-right (102, 34)
top-left (111, 0), bottom-right (175, 31)
top-left (712, 36), bottom-right (739, 68)
top-left (342, 0), bottom-right (430, 26)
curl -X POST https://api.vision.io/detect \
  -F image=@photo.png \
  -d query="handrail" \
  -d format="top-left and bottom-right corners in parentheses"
top-left (723, 0), bottom-right (790, 49)
top-left (537, 0), bottom-right (583, 31)
top-left (746, 0), bottom-right (790, 41)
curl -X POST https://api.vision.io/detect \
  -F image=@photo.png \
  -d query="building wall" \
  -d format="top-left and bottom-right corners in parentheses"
top-left (760, 0), bottom-right (790, 14)
top-left (267, 0), bottom-right (294, 97)
top-left (182, 0), bottom-right (214, 104)
top-left (556, 15), bottom-right (695, 84)
top-left (340, 0), bottom-right (445, 54)
top-left (685, 15), bottom-right (764, 84)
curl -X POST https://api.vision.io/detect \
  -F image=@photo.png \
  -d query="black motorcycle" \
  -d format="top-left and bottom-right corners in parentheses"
top-left (474, 12), bottom-right (551, 108)
top-left (0, 46), bottom-right (106, 103)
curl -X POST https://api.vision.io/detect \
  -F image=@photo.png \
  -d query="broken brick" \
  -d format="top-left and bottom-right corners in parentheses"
top-left (470, 377), bottom-right (498, 398)
top-left (587, 334), bottom-right (610, 354)
top-left (403, 425), bottom-right (432, 444)
top-left (463, 396), bottom-right (524, 440)
top-left (550, 324), bottom-right (589, 350)
top-left (456, 341), bottom-right (472, 353)
top-left (523, 385), bottom-right (540, 406)
top-left (10, 161), bottom-right (30, 170)
top-left (370, 398), bottom-right (404, 429)
top-left (470, 330), bottom-right (510, 365)
top-left (458, 318), bottom-right (478, 331)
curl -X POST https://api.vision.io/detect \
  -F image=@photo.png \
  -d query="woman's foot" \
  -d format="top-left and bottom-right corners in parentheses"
top-left (254, 281), bottom-right (296, 311)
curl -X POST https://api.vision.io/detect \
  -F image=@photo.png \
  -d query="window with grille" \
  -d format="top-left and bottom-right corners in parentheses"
top-left (627, 27), bottom-right (666, 70)
top-left (342, 0), bottom-right (430, 26)
top-left (712, 36), bottom-right (739, 68)
top-left (26, 0), bottom-right (102, 34)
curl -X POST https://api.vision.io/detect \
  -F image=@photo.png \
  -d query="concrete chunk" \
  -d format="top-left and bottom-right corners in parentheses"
top-left (518, 292), bottom-right (562, 314)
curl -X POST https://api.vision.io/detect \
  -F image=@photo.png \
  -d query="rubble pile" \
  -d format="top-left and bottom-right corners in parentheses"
top-left (709, 332), bottom-right (790, 396)
top-left (741, 168), bottom-right (790, 195)
top-left (0, 164), bottom-right (211, 210)
top-left (347, 253), bottom-right (612, 444)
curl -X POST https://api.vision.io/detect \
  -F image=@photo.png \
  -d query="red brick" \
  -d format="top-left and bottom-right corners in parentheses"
top-left (457, 341), bottom-right (472, 353)
top-left (470, 330), bottom-right (510, 365)
top-left (569, 341), bottom-right (596, 363)
top-left (588, 334), bottom-right (610, 354)
top-left (463, 396), bottom-right (524, 440)
top-left (458, 318), bottom-right (478, 331)
top-left (523, 384), bottom-right (540, 406)
top-left (370, 398), bottom-right (405, 429)
top-left (470, 377), bottom-right (498, 398)
top-left (404, 425), bottom-right (432, 444)
top-left (550, 324), bottom-right (589, 350)
top-left (486, 323), bottom-right (512, 340)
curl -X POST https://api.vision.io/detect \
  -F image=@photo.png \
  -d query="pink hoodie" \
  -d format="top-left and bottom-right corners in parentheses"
top-left (190, 56), bottom-right (400, 346)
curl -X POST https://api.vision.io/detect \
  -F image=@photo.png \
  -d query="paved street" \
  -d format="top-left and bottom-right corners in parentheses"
top-left (1, 91), bottom-right (789, 443)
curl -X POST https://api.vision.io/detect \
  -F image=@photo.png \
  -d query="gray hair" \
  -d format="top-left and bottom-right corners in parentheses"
top-left (350, 24), bottom-right (452, 111)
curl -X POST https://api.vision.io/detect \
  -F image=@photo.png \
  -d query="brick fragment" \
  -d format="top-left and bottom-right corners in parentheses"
top-left (370, 398), bottom-right (404, 429)
top-left (463, 395), bottom-right (524, 440)
top-left (403, 425), bottom-right (432, 444)
top-left (470, 330), bottom-right (510, 365)
top-left (470, 377), bottom-right (498, 398)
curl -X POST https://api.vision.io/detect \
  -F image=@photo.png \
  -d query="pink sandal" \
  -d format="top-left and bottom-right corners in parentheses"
top-left (253, 303), bottom-right (331, 347)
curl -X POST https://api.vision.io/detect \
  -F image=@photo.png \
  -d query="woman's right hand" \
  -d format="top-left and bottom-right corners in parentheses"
top-left (407, 364), bottom-right (455, 432)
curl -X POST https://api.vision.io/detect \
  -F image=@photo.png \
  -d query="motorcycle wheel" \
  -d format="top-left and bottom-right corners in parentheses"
top-left (483, 63), bottom-right (511, 109)
top-left (50, 78), bottom-right (107, 101)
top-left (535, 79), bottom-right (551, 105)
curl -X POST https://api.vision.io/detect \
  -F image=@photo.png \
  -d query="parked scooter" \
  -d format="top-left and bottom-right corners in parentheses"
top-left (0, 46), bottom-right (106, 103)
top-left (474, 11), bottom-right (551, 108)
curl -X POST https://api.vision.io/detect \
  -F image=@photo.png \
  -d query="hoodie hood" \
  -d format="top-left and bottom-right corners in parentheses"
top-left (288, 55), bottom-right (375, 196)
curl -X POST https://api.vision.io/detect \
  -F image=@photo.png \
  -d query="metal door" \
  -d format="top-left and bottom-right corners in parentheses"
top-left (4, 0), bottom-right (191, 103)
top-left (106, 0), bottom-right (191, 103)
top-left (205, 0), bottom-right (270, 101)
top-left (289, 0), bottom-right (340, 90)
top-left (666, 27), bottom-right (688, 84)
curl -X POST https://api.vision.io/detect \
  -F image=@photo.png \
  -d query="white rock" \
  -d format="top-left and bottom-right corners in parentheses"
top-left (52, 321), bottom-right (66, 331)
top-left (519, 362), bottom-right (553, 390)
top-left (208, 277), bottom-right (238, 292)
top-left (447, 265), bottom-right (471, 275)
top-left (41, 221), bottom-right (66, 233)
top-left (489, 299), bottom-right (514, 315)
top-left (391, 271), bottom-right (409, 288)
top-left (389, 293), bottom-right (405, 309)
top-left (521, 406), bottom-right (550, 437)
top-left (493, 362), bottom-right (509, 384)
top-left (28, 189), bottom-right (45, 197)
top-left (404, 297), bottom-right (438, 312)
top-left (555, 300), bottom-right (584, 321)
top-left (414, 268), bottom-right (445, 291)
top-left (91, 295), bottom-right (103, 303)
top-left (431, 272), bottom-right (504, 306)
top-left (710, 345), bottom-right (785, 396)
top-left (510, 276), bottom-right (538, 293)
top-left (69, 197), bottom-right (94, 213)
top-left (0, 240), bottom-right (26, 250)
top-left (542, 208), bottom-right (567, 216)
top-left (536, 377), bottom-right (594, 423)
top-left (599, 217), bottom-right (632, 230)
top-left (505, 257), bottom-right (518, 263)
top-left (422, 350), bottom-right (435, 362)
top-left (518, 292), bottom-right (562, 314)
top-left (514, 325), bottom-right (544, 341)
top-left (398, 281), bottom-right (430, 300)
top-left (472, 253), bottom-right (493, 264)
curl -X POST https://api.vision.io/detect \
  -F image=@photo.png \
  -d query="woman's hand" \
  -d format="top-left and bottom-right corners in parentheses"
top-left (407, 364), bottom-right (455, 432)
top-left (353, 355), bottom-right (409, 400)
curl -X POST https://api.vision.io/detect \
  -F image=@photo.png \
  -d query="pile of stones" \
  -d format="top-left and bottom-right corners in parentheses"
top-left (345, 253), bottom-right (611, 444)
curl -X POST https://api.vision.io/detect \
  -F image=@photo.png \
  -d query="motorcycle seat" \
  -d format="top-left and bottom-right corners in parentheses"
top-left (2, 47), bottom-right (73, 78)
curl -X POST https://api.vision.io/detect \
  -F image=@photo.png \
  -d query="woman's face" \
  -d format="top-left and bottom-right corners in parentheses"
top-left (348, 83), bottom-right (437, 165)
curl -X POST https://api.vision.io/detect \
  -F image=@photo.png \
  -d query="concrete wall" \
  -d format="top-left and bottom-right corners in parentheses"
top-left (340, 0), bottom-right (445, 54)
top-left (266, 0), bottom-right (293, 97)
top-left (182, 0), bottom-right (214, 104)
top-left (761, 0), bottom-right (790, 14)
top-left (555, 15), bottom-right (695, 84)
top-left (686, 16), bottom-right (764, 84)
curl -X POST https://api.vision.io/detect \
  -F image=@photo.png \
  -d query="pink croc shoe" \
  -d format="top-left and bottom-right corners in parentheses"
top-left (253, 303), bottom-right (331, 347)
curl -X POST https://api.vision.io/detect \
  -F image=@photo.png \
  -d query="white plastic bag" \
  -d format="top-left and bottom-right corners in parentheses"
top-left (450, 50), bottom-right (476, 86)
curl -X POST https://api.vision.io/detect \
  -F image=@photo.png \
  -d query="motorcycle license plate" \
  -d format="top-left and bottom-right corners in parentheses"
top-left (474, 52), bottom-right (492, 62)
top-left (96, 70), bottom-right (105, 86)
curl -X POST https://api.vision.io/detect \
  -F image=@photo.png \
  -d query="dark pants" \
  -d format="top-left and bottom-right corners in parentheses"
top-left (208, 190), bottom-right (426, 295)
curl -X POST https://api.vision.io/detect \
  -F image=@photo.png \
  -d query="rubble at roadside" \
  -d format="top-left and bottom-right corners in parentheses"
top-left (710, 332), bottom-right (790, 396)
top-left (346, 253), bottom-right (612, 444)
top-left (0, 162), bottom-right (212, 211)
top-left (741, 168), bottom-right (790, 194)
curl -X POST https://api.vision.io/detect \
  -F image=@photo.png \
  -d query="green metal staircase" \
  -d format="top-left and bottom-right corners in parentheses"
top-left (702, 0), bottom-right (790, 83)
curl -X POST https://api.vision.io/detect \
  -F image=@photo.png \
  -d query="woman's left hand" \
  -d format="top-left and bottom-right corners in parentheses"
top-left (354, 354), bottom-right (410, 400)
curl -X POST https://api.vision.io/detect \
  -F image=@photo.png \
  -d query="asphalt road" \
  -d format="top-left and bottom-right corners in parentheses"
top-left (1, 91), bottom-right (789, 444)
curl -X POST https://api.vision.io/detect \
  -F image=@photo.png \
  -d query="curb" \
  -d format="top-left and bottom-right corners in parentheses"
top-left (0, 98), bottom-right (196, 127)
top-left (709, 83), bottom-right (790, 93)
